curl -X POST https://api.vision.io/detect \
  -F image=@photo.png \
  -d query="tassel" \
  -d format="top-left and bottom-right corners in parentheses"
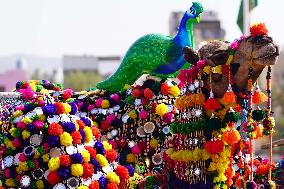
top-left (252, 86), bottom-right (268, 104)
top-left (252, 108), bottom-right (266, 122)
top-left (221, 84), bottom-right (236, 104)
top-left (264, 180), bottom-right (276, 189)
top-left (246, 181), bottom-right (257, 189)
top-left (204, 91), bottom-right (221, 111)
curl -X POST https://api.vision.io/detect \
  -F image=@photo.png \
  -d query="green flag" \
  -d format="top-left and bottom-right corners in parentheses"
top-left (237, 0), bottom-right (258, 33)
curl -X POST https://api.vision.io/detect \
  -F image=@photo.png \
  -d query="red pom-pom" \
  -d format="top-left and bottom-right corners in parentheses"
top-left (47, 171), bottom-right (61, 185)
top-left (91, 127), bottom-right (101, 139)
top-left (71, 131), bottom-right (82, 144)
top-left (48, 122), bottom-right (63, 136)
top-left (106, 183), bottom-right (119, 189)
top-left (82, 163), bottom-right (94, 178)
top-left (204, 98), bottom-right (221, 110)
top-left (204, 139), bottom-right (224, 154)
top-left (161, 83), bottom-right (170, 95)
top-left (89, 180), bottom-right (100, 189)
top-left (54, 102), bottom-right (65, 115)
top-left (76, 120), bottom-right (86, 129)
top-left (132, 89), bottom-right (142, 98)
top-left (60, 155), bottom-right (71, 167)
top-left (250, 23), bottom-right (268, 36)
top-left (115, 165), bottom-right (130, 183)
top-left (100, 120), bottom-right (110, 131)
top-left (62, 89), bottom-right (73, 100)
top-left (143, 88), bottom-right (154, 99)
top-left (105, 149), bottom-right (117, 162)
top-left (85, 146), bottom-right (97, 158)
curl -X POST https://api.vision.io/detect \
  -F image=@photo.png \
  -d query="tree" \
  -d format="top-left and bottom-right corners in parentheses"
top-left (63, 70), bottom-right (103, 91)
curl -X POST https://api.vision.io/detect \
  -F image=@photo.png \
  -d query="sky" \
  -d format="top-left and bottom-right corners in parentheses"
top-left (0, 0), bottom-right (282, 57)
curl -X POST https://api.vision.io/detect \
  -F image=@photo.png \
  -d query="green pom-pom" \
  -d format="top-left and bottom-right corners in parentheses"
top-left (37, 146), bottom-right (45, 155)
top-left (146, 176), bottom-right (156, 188)
top-left (125, 96), bottom-right (134, 104)
top-left (151, 82), bottom-right (162, 95)
top-left (252, 109), bottom-right (265, 121)
top-left (13, 128), bottom-right (21, 138)
top-left (223, 111), bottom-right (241, 123)
top-left (206, 117), bottom-right (223, 132)
top-left (27, 160), bottom-right (35, 169)
top-left (36, 85), bottom-right (42, 92)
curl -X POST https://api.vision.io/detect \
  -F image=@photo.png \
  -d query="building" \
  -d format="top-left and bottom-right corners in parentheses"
top-left (0, 59), bottom-right (29, 92)
top-left (169, 10), bottom-right (225, 47)
top-left (63, 55), bottom-right (121, 76)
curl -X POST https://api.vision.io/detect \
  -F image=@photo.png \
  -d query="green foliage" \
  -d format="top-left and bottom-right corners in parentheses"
top-left (64, 70), bottom-right (103, 91)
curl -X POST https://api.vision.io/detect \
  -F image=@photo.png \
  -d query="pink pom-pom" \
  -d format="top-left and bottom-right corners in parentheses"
top-left (106, 114), bottom-right (116, 124)
top-left (16, 105), bottom-right (24, 111)
top-left (197, 60), bottom-right (206, 69)
top-left (109, 140), bottom-right (117, 149)
top-left (4, 169), bottom-right (10, 178)
top-left (88, 104), bottom-right (95, 111)
top-left (34, 120), bottom-right (44, 129)
top-left (111, 93), bottom-right (120, 103)
top-left (12, 138), bottom-right (21, 148)
top-left (139, 110), bottom-right (148, 120)
top-left (38, 100), bottom-right (45, 107)
top-left (17, 121), bottom-right (26, 130)
top-left (131, 145), bottom-right (141, 154)
top-left (19, 153), bottom-right (27, 162)
top-left (42, 143), bottom-right (50, 153)
top-left (95, 98), bottom-right (103, 108)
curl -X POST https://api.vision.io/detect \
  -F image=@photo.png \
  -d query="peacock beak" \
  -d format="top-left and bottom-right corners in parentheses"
top-left (195, 15), bottom-right (201, 23)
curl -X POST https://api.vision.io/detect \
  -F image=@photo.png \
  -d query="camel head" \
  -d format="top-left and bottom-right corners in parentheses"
top-left (183, 31), bottom-right (279, 98)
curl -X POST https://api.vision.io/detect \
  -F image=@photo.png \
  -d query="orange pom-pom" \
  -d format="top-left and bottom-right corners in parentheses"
top-left (250, 23), bottom-right (268, 36)
top-left (89, 180), bottom-right (100, 189)
top-left (222, 129), bottom-right (241, 145)
top-left (105, 149), bottom-right (117, 162)
top-left (221, 85), bottom-right (236, 104)
top-left (91, 127), bottom-right (101, 139)
top-left (252, 89), bottom-right (268, 104)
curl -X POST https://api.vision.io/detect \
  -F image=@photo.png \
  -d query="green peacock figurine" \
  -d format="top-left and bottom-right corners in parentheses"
top-left (96, 2), bottom-right (203, 92)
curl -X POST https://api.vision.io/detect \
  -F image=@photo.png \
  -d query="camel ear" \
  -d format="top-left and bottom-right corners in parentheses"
top-left (183, 46), bottom-right (199, 65)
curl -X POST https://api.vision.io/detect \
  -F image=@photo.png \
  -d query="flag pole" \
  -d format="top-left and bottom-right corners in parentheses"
top-left (243, 0), bottom-right (250, 35)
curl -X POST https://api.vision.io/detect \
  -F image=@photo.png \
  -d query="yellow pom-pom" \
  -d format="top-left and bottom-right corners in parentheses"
top-left (5, 178), bottom-right (15, 187)
top-left (106, 172), bottom-right (120, 185)
top-left (62, 103), bottom-right (71, 114)
top-left (128, 110), bottom-right (137, 119)
top-left (83, 126), bottom-right (93, 143)
top-left (102, 141), bottom-right (112, 151)
top-left (203, 66), bottom-right (211, 74)
top-left (22, 117), bottom-right (32, 125)
top-left (13, 110), bottom-right (23, 118)
top-left (22, 130), bottom-right (31, 140)
top-left (156, 103), bottom-right (168, 116)
top-left (36, 180), bottom-right (44, 189)
top-left (81, 150), bottom-right (90, 163)
top-left (101, 99), bottom-right (110, 109)
top-left (96, 154), bottom-right (108, 167)
top-left (126, 153), bottom-right (137, 163)
top-left (202, 149), bottom-right (211, 160)
top-left (48, 157), bottom-right (60, 171)
top-left (150, 138), bottom-right (159, 148)
top-left (60, 132), bottom-right (73, 146)
top-left (169, 85), bottom-right (180, 97)
top-left (77, 186), bottom-right (89, 189)
top-left (124, 84), bottom-right (131, 90)
top-left (42, 154), bottom-right (50, 163)
top-left (34, 149), bottom-right (40, 159)
top-left (38, 114), bottom-right (46, 121)
top-left (71, 164), bottom-right (84, 177)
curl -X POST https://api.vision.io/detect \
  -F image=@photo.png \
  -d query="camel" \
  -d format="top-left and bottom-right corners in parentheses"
top-left (184, 35), bottom-right (279, 98)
